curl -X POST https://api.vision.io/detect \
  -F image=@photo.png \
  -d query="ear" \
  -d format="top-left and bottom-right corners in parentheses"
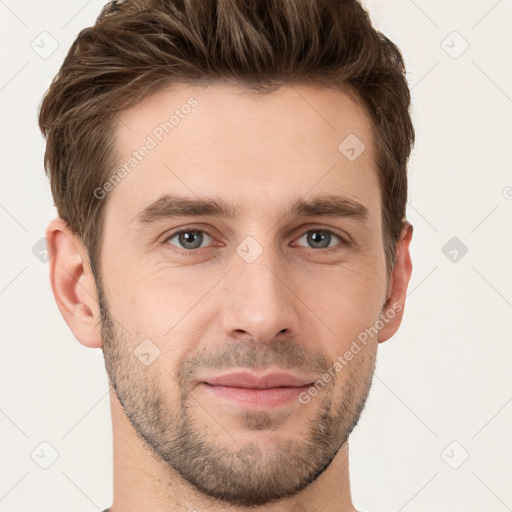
top-left (378, 222), bottom-right (413, 343)
top-left (46, 217), bottom-right (103, 348)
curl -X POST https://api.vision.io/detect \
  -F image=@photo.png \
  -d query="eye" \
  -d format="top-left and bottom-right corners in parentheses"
top-left (165, 229), bottom-right (214, 251)
top-left (294, 228), bottom-right (346, 251)
top-left (162, 226), bottom-right (348, 256)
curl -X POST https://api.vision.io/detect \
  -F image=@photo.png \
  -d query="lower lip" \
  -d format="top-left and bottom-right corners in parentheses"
top-left (200, 383), bottom-right (311, 408)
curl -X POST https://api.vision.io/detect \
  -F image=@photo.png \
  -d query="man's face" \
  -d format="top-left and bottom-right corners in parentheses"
top-left (98, 83), bottom-right (390, 506)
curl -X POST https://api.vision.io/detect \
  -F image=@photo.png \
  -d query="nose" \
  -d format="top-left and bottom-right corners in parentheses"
top-left (220, 242), bottom-right (301, 344)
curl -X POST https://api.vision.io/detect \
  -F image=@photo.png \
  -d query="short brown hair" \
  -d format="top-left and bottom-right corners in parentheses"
top-left (38, 0), bottom-right (414, 283)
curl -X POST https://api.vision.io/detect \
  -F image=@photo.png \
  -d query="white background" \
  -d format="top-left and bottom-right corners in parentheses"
top-left (0, 1), bottom-right (511, 511)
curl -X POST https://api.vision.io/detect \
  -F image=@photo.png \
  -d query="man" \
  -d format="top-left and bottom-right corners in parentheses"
top-left (39, 0), bottom-right (414, 510)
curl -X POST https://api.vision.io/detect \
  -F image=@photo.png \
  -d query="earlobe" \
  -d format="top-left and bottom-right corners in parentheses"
top-left (46, 218), bottom-right (103, 349)
top-left (378, 222), bottom-right (413, 343)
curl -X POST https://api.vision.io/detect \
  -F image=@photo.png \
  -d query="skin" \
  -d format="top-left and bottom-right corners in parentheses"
top-left (47, 82), bottom-right (413, 512)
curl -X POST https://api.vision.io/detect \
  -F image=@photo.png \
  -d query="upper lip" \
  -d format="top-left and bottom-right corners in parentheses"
top-left (202, 371), bottom-right (314, 389)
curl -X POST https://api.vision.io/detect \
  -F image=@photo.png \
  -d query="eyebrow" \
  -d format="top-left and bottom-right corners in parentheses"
top-left (131, 193), bottom-right (369, 226)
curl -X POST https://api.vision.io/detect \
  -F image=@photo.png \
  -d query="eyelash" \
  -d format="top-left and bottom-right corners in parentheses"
top-left (163, 227), bottom-right (349, 256)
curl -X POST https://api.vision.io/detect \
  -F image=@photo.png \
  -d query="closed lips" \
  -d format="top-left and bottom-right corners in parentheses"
top-left (202, 372), bottom-right (314, 388)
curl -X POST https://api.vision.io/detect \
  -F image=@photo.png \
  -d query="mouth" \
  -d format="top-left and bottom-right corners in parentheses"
top-left (199, 371), bottom-right (314, 409)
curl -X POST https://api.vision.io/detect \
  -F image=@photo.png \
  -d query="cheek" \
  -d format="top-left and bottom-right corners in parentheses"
top-left (104, 261), bottom-right (218, 345)
top-left (305, 266), bottom-right (386, 357)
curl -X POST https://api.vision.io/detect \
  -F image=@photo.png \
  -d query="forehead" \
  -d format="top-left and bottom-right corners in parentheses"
top-left (106, 82), bottom-right (380, 225)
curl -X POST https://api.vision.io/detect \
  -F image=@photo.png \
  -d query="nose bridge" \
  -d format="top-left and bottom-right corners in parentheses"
top-left (220, 234), bottom-right (300, 342)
